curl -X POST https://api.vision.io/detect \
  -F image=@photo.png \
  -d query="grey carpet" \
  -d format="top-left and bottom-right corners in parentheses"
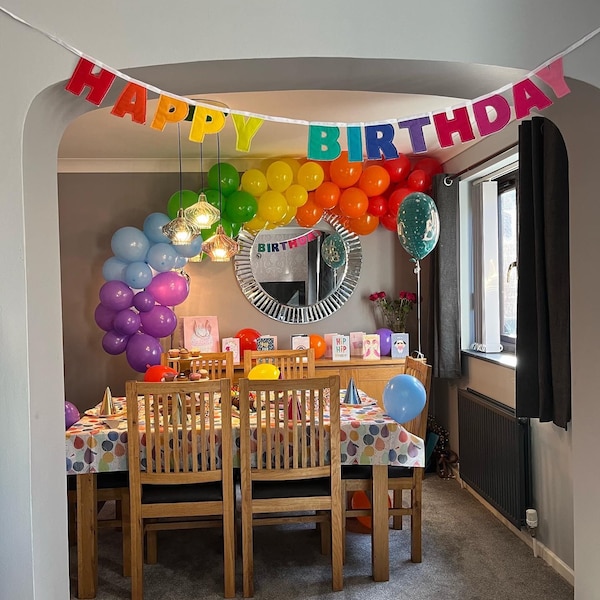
top-left (70, 475), bottom-right (573, 599)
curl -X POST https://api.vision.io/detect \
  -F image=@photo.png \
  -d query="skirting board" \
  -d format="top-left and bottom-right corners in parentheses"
top-left (453, 468), bottom-right (574, 587)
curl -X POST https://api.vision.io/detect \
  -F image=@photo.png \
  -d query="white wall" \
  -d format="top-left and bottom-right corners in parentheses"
top-left (1, 1), bottom-right (600, 598)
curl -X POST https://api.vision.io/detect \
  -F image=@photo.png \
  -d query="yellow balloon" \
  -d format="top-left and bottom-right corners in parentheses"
top-left (244, 214), bottom-right (267, 234)
top-left (266, 161), bottom-right (293, 193)
top-left (248, 363), bottom-right (280, 380)
top-left (264, 221), bottom-right (279, 230)
top-left (277, 205), bottom-right (297, 227)
top-left (285, 184), bottom-right (309, 207)
top-left (281, 158), bottom-right (302, 182)
top-left (258, 190), bottom-right (287, 223)
top-left (241, 169), bottom-right (268, 196)
top-left (297, 162), bottom-right (325, 191)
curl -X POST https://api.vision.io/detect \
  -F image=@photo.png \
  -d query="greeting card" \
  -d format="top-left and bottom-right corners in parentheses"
top-left (182, 316), bottom-right (220, 353)
top-left (391, 333), bottom-right (410, 358)
top-left (256, 335), bottom-right (278, 351)
top-left (362, 334), bottom-right (381, 360)
top-left (291, 335), bottom-right (310, 350)
top-left (324, 333), bottom-right (338, 359)
top-left (222, 337), bottom-right (241, 364)
top-left (332, 334), bottom-right (350, 361)
top-left (350, 331), bottom-right (365, 357)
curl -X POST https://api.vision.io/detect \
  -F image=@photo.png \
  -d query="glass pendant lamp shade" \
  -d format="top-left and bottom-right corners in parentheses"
top-left (184, 192), bottom-right (220, 229)
top-left (201, 224), bottom-right (239, 262)
top-left (162, 207), bottom-right (201, 245)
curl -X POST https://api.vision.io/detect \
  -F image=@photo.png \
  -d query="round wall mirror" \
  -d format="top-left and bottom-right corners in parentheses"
top-left (234, 214), bottom-right (362, 323)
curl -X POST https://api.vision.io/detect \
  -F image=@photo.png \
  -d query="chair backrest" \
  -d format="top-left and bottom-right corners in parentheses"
top-left (161, 351), bottom-right (234, 380)
top-left (238, 375), bottom-right (340, 481)
top-left (126, 379), bottom-right (232, 487)
top-left (243, 348), bottom-right (316, 379)
top-left (402, 357), bottom-right (432, 439)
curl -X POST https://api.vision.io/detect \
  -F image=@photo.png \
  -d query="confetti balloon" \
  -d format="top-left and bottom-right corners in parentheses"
top-left (397, 192), bottom-right (440, 261)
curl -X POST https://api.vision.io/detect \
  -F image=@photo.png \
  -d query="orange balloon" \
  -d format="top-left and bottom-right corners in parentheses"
top-left (351, 490), bottom-right (391, 529)
top-left (314, 181), bottom-right (340, 210)
top-left (339, 187), bottom-right (369, 219)
top-left (330, 151), bottom-right (362, 188)
top-left (348, 213), bottom-right (379, 235)
top-left (309, 334), bottom-right (326, 359)
top-left (295, 194), bottom-right (323, 227)
top-left (358, 165), bottom-right (391, 197)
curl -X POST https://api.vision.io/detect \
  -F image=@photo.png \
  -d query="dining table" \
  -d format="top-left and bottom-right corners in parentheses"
top-left (66, 390), bottom-right (425, 599)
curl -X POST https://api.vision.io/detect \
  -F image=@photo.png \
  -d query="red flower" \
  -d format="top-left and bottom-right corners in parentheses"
top-left (399, 291), bottom-right (407, 299)
top-left (378, 291), bottom-right (387, 299)
top-left (407, 292), bottom-right (417, 303)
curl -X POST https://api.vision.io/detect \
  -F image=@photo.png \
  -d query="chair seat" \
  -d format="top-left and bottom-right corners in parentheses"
top-left (341, 465), bottom-right (413, 480)
top-left (67, 471), bottom-right (129, 491)
top-left (252, 477), bottom-right (331, 499)
top-left (142, 482), bottom-right (223, 504)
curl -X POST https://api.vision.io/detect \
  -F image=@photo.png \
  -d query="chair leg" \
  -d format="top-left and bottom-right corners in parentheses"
top-left (241, 506), bottom-right (254, 597)
top-left (223, 499), bottom-right (236, 598)
top-left (341, 489), bottom-right (348, 563)
top-left (410, 478), bottom-right (423, 563)
top-left (145, 529), bottom-right (158, 564)
top-left (392, 489), bottom-right (403, 530)
top-left (121, 490), bottom-right (131, 577)
top-left (130, 513), bottom-right (144, 600)
top-left (330, 490), bottom-right (344, 591)
top-left (319, 512), bottom-right (331, 556)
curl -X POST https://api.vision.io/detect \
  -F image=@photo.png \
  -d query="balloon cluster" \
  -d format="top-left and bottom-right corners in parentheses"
top-left (96, 213), bottom-right (193, 372)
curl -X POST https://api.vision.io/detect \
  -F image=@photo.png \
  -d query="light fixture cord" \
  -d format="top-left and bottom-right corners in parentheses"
top-left (217, 133), bottom-right (222, 218)
top-left (177, 122), bottom-right (183, 210)
top-left (200, 140), bottom-right (205, 192)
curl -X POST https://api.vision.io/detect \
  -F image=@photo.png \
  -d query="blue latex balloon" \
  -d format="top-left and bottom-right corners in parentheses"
top-left (383, 374), bottom-right (426, 425)
top-left (173, 254), bottom-right (189, 268)
top-left (146, 242), bottom-right (178, 272)
top-left (143, 212), bottom-right (171, 244)
top-left (124, 261), bottom-right (153, 289)
top-left (174, 235), bottom-right (203, 258)
top-left (102, 256), bottom-right (128, 282)
top-left (111, 227), bottom-right (150, 263)
top-left (397, 192), bottom-right (440, 260)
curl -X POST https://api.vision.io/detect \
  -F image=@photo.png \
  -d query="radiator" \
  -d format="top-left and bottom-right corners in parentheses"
top-left (458, 388), bottom-right (532, 528)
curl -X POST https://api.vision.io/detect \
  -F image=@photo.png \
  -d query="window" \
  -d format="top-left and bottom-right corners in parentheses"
top-left (459, 152), bottom-right (518, 355)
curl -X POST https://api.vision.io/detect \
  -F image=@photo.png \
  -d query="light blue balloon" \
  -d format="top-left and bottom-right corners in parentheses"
top-left (102, 256), bottom-right (128, 282)
top-left (383, 374), bottom-right (426, 424)
top-left (143, 212), bottom-right (171, 244)
top-left (174, 235), bottom-right (203, 258)
top-left (124, 261), bottom-right (153, 290)
top-left (173, 254), bottom-right (188, 269)
top-left (146, 242), bottom-right (178, 272)
top-left (111, 227), bottom-right (150, 263)
top-left (397, 192), bottom-right (440, 261)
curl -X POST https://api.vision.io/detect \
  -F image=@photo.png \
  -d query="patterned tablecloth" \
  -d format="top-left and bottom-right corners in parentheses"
top-left (65, 395), bottom-right (424, 475)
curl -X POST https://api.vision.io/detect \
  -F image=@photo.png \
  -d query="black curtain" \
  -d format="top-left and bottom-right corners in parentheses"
top-left (429, 174), bottom-right (462, 379)
top-left (516, 117), bottom-right (571, 429)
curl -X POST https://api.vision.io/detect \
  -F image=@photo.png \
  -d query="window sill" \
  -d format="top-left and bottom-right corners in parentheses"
top-left (461, 349), bottom-right (516, 370)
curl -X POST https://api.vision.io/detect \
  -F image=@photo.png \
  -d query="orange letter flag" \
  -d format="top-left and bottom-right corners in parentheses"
top-left (111, 83), bottom-right (148, 124)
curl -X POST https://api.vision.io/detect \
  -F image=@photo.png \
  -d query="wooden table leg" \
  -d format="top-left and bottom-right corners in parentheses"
top-left (371, 464), bottom-right (389, 582)
top-left (76, 473), bottom-right (98, 599)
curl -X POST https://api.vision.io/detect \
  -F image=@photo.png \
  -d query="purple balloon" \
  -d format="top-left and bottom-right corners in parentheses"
top-left (65, 401), bottom-right (80, 429)
top-left (102, 330), bottom-right (130, 355)
top-left (113, 309), bottom-right (142, 336)
top-left (125, 333), bottom-right (162, 373)
top-left (140, 305), bottom-right (177, 338)
top-left (133, 290), bottom-right (155, 313)
top-left (94, 303), bottom-right (117, 332)
top-left (99, 280), bottom-right (134, 311)
top-left (376, 328), bottom-right (393, 356)
top-left (145, 271), bottom-right (189, 306)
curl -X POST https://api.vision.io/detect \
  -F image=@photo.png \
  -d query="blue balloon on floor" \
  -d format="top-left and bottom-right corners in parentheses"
top-left (383, 374), bottom-right (426, 424)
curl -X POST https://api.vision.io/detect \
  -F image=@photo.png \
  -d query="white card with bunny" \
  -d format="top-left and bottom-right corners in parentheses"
top-left (183, 316), bottom-right (220, 353)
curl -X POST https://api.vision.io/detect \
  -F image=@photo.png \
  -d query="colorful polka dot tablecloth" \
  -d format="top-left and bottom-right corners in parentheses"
top-left (65, 395), bottom-right (424, 475)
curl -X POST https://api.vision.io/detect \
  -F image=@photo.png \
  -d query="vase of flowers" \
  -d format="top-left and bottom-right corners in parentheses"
top-left (369, 290), bottom-right (417, 332)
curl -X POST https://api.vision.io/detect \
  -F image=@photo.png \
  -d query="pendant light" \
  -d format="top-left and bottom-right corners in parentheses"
top-left (162, 124), bottom-right (201, 245)
top-left (201, 134), bottom-right (239, 262)
top-left (184, 140), bottom-right (220, 229)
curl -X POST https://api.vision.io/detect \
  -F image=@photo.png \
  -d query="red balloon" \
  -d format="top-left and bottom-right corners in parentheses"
top-left (407, 169), bottom-right (432, 192)
top-left (330, 151), bottom-right (362, 188)
top-left (367, 195), bottom-right (388, 217)
top-left (358, 165), bottom-right (391, 197)
top-left (339, 187), bottom-right (369, 218)
top-left (388, 187), bottom-right (412, 217)
top-left (144, 365), bottom-right (177, 382)
top-left (235, 328), bottom-right (261, 353)
top-left (414, 157), bottom-right (443, 177)
top-left (309, 334), bottom-right (327, 359)
top-left (380, 212), bottom-right (398, 232)
top-left (382, 155), bottom-right (411, 183)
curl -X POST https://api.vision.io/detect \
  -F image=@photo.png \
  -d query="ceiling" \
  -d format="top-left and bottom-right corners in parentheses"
top-left (57, 57), bottom-right (527, 170)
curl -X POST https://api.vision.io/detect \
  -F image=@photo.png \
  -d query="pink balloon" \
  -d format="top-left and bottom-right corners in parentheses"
top-left (140, 305), bottom-right (177, 338)
top-left (145, 271), bottom-right (189, 306)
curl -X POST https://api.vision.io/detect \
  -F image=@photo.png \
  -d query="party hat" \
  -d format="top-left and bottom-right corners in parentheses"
top-left (345, 378), bottom-right (361, 405)
top-left (100, 386), bottom-right (115, 415)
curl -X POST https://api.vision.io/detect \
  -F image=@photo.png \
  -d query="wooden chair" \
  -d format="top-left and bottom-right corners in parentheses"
top-left (126, 379), bottom-right (235, 599)
top-left (341, 356), bottom-right (432, 563)
top-left (238, 375), bottom-right (343, 598)
top-left (161, 351), bottom-right (234, 380)
top-left (242, 348), bottom-right (315, 380)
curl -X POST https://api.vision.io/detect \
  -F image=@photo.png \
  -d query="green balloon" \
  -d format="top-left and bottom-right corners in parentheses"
top-left (225, 190), bottom-right (258, 223)
top-left (200, 188), bottom-right (224, 211)
top-left (207, 162), bottom-right (240, 196)
top-left (397, 192), bottom-right (440, 260)
top-left (166, 190), bottom-right (198, 219)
